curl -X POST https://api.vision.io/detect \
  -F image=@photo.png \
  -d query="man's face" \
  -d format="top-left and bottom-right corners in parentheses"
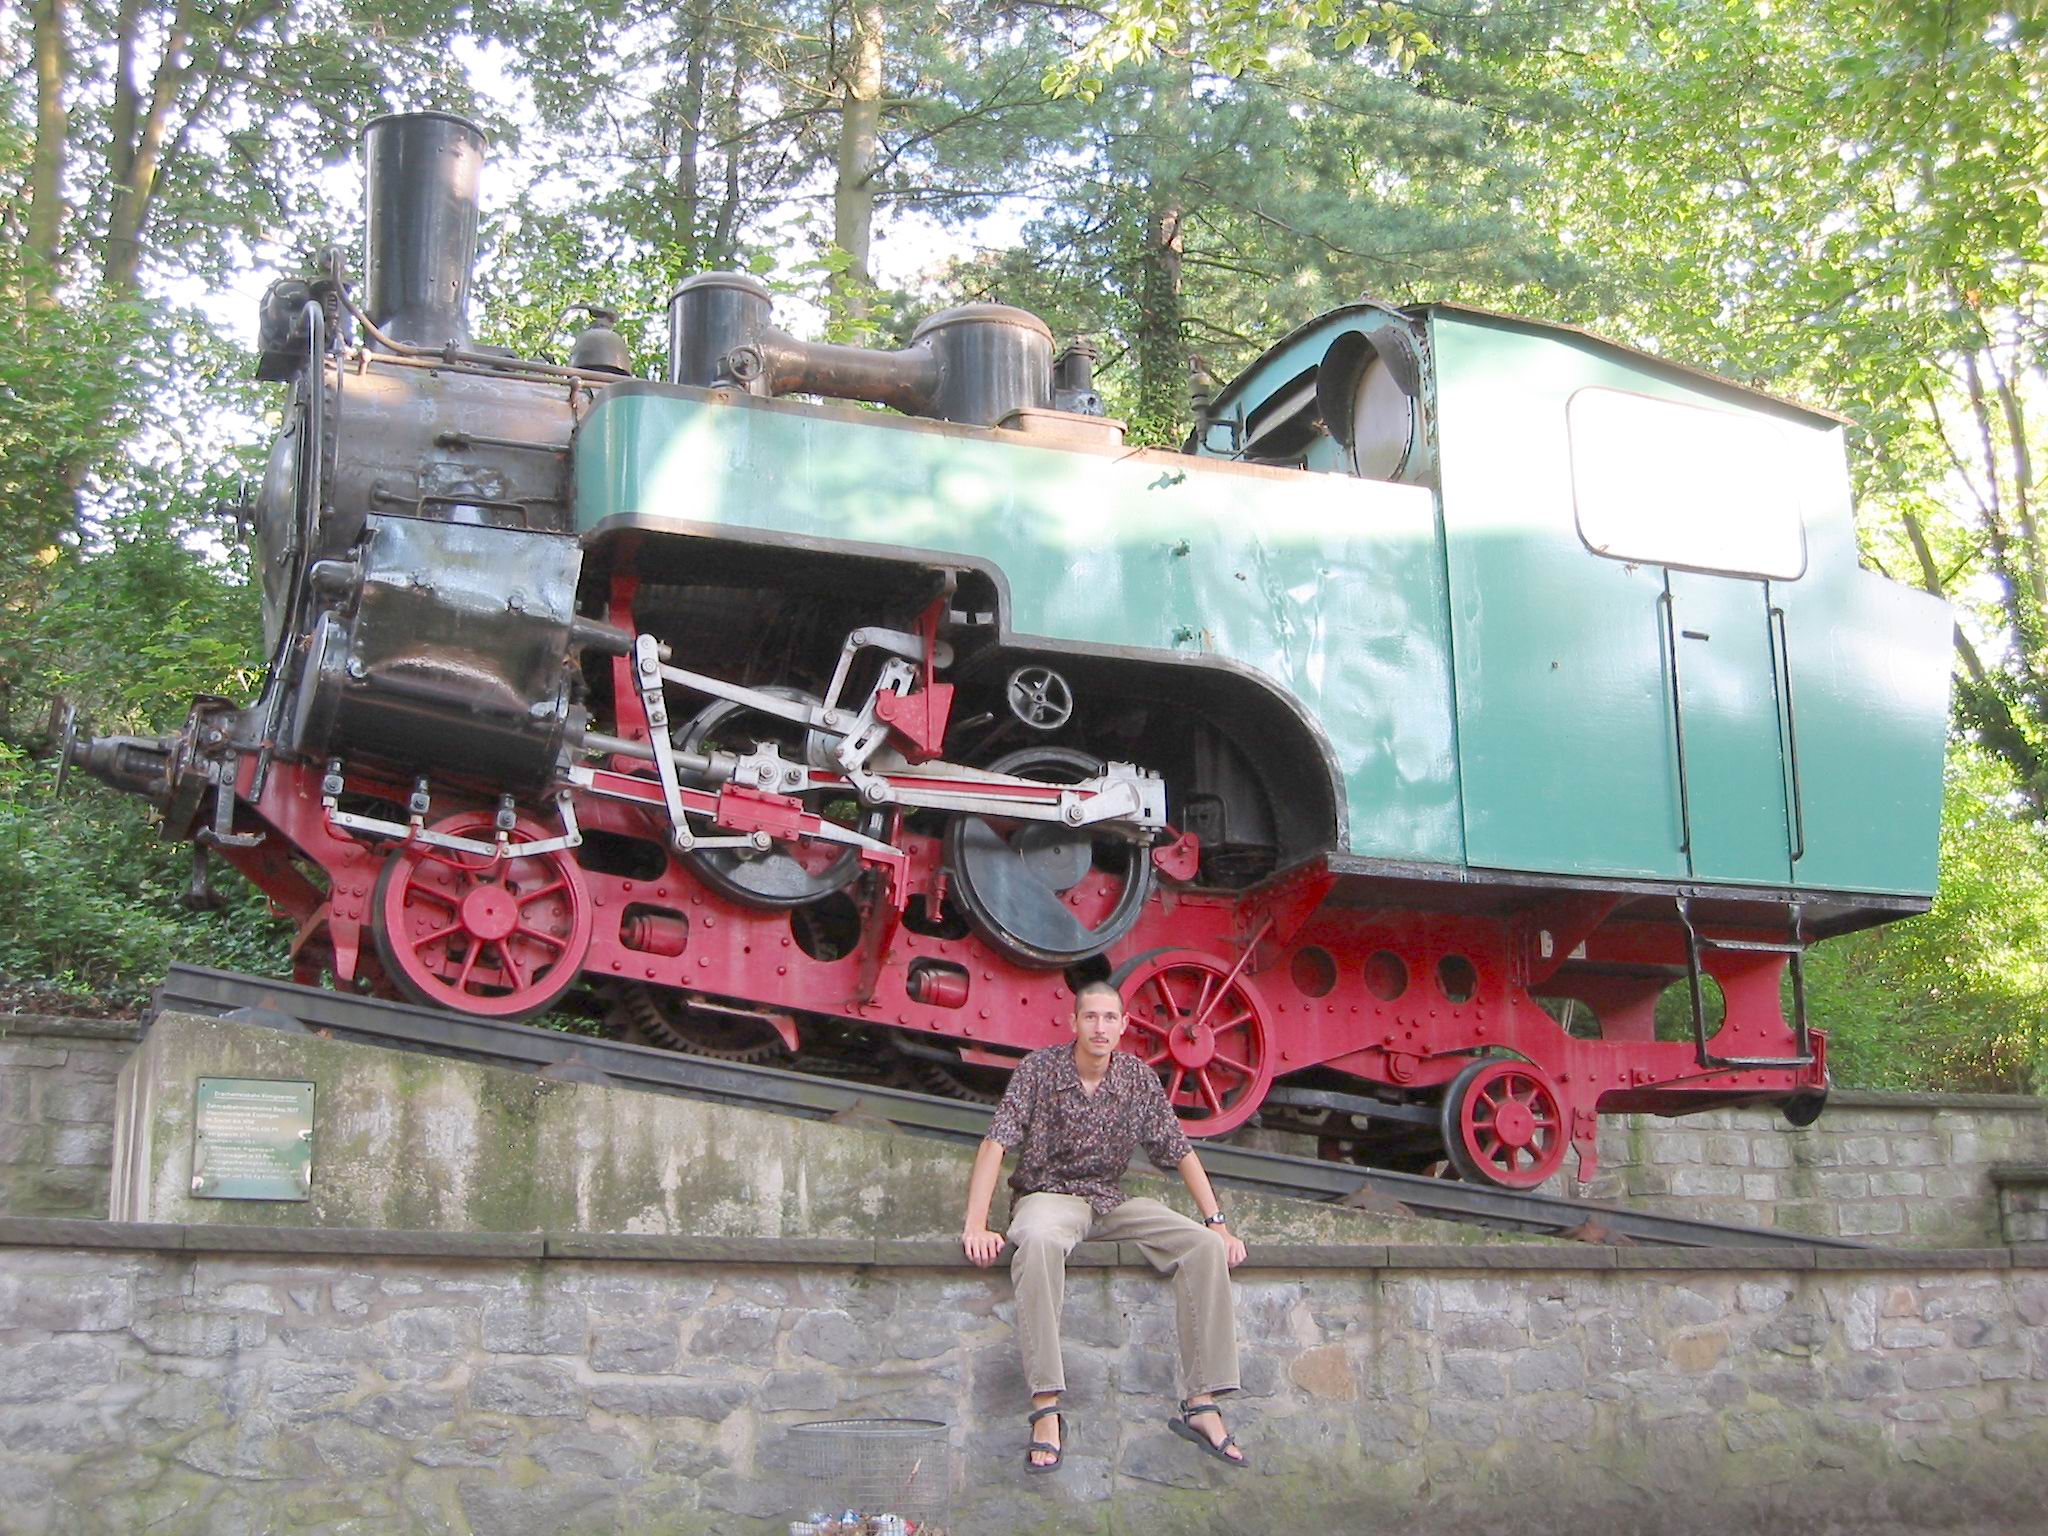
top-left (1071, 988), bottom-right (1127, 1064)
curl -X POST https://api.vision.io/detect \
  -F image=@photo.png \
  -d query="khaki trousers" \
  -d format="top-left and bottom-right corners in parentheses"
top-left (1007, 1192), bottom-right (1240, 1399)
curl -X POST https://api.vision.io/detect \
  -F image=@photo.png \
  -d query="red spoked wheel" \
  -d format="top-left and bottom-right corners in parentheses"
top-left (1439, 1057), bottom-right (1569, 1188)
top-left (371, 812), bottom-right (593, 1021)
top-left (1111, 948), bottom-right (1275, 1137)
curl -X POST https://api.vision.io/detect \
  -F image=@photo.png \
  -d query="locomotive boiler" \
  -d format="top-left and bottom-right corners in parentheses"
top-left (70, 112), bottom-right (1954, 1189)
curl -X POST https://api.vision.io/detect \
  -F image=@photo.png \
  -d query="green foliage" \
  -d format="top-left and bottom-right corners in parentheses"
top-left (1803, 750), bottom-right (2048, 1093)
top-left (0, 748), bottom-right (289, 1003)
top-left (2, 280), bottom-right (268, 735)
top-left (947, 18), bottom-right (1576, 443)
top-left (6, 0), bottom-right (493, 288)
top-left (18, 495), bottom-right (262, 725)
top-left (0, 450), bottom-right (275, 1005)
top-left (0, 282), bottom-right (146, 552)
top-left (1504, 0), bottom-right (2046, 474)
top-left (0, 86), bottom-right (275, 1004)
top-left (1045, 1), bottom-right (1438, 97)
top-left (0, 294), bottom-right (149, 730)
top-left (0, 93), bottom-right (155, 732)
top-left (797, 244), bottom-right (899, 348)
top-left (471, 206), bottom-right (679, 375)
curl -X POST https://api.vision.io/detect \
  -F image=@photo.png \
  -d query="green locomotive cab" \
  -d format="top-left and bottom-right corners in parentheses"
top-left (1193, 302), bottom-right (1952, 912)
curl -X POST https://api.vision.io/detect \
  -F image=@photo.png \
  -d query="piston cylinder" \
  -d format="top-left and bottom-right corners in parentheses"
top-left (906, 962), bottom-right (972, 1009)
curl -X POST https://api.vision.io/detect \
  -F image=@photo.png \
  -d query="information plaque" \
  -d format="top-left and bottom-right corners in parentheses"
top-left (192, 1077), bottom-right (315, 1201)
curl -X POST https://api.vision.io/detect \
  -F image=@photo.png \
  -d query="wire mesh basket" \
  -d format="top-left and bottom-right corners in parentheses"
top-left (782, 1417), bottom-right (952, 1535)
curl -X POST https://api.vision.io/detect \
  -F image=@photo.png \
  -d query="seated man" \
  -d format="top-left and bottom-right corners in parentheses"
top-left (960, 978), bottom-right (1248, 1472)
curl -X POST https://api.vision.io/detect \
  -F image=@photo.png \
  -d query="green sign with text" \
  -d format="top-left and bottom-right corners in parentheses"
top-left (192, 1078), bottom-right (314, 1201)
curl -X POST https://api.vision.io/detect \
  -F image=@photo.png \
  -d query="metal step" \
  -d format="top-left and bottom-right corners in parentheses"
top-left (151, 964), bottom-right (1859, 1251)
top-left (1676, 896), bottom-right (1814, 1070)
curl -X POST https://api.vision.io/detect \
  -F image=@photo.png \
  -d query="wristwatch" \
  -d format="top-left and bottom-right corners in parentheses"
top-left (1202, 1211), bottom-right (1229, 1228)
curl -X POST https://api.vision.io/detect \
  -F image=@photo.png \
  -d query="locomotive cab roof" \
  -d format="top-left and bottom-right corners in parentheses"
top-left (1194, 299), bottom-right (1852, 478)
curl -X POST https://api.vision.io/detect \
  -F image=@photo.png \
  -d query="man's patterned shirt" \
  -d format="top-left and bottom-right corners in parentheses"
top-left (986, 1043), bottom-right (1195, 1216)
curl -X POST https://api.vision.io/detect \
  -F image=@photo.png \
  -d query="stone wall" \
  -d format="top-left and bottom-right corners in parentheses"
top-left (1995, 1166), bottom-right (2048, 1244)
top-left (0, 1018), bottom-right (141, 1218)
top-left (0, 1219), bottom-right (2044, 1535)
top-left (1538, 1093), bottom-right (2048, 1246)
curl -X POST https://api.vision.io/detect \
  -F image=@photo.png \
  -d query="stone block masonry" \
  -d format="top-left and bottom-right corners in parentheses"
top-left (1, 1219), bottom-right (2045, 1535)
top-left (0, 1018), bottom-right (142, 1219)
top-left (1992, 1165), bottom-right (2048, 1244)
top-left (1531, 1093), bottom-right (2048, 1245)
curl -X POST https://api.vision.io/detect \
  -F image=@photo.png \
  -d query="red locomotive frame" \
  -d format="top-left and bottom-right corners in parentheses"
top-left (204, 570), bottom-right (1828, 1191)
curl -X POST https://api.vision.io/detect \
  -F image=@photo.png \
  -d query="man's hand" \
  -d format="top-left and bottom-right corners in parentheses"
top-left (1177, 1154), bottom-right (1243, 1268)
top-left (962, 1138), bottom-right (1009, 1267)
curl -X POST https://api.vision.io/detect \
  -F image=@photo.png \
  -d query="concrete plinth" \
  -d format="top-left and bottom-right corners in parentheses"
top-left (110, 1012), bottom-right (1490, 1246)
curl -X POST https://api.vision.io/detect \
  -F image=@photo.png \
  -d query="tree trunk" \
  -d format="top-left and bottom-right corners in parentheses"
top-left (102, 0), bottom-right (200, 294)
top-left (831, 0), bottom-right (884, 321)
top-left (1129, 56), bottom-right (1191, 444)
top-left (1959, 350), bottom-right (2048, 731)
top-left (1132, 195), bottom-right (1187, 440)
top-left (709, 53), bottom-right (746, 266)
top-left (669, 0), bottom-right (713, 261)
top-left (27, 0), bottom-right (68, 285)
top-left (107, 0), bottom-right (144, 187)
top-left (1991, 364), bottom-right (2042, 609)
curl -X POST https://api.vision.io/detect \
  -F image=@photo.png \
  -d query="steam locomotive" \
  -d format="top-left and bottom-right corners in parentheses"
top-left (70, 112), bottom-right (1952, 1188)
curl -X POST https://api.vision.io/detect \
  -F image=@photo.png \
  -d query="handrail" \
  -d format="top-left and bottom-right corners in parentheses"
top-left (249, 302), bottom-right (330, 802)
top-left (1657, 586), bottom-right (1693, 860)
top-left (1769, 605), bottom-right (1806, 864)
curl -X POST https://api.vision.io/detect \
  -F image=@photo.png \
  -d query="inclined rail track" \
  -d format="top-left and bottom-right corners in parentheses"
top-left (152, 964), bottom-right (1858, 1250)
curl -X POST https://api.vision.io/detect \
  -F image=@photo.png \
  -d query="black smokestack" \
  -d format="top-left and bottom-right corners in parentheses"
top-left (361, 111), bottom-right (486, 349)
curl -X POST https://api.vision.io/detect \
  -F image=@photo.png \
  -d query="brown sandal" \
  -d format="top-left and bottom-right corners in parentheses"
top-left (1169, 1399), bottom-right (1246, 1466)
top-left (1024, 1404), bottom-right (1066, 1473)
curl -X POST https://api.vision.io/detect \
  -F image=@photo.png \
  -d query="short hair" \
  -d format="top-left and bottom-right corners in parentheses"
top-left (1072, 978), bottom-right (1123, 1012)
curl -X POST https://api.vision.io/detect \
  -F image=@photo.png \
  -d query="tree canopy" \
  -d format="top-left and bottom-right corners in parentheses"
top-left (1506, 0), bottom-right (2048, 817)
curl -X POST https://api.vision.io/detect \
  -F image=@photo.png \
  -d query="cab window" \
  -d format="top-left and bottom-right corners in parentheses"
top-left (1568, 387), bottom-right (1808, 580)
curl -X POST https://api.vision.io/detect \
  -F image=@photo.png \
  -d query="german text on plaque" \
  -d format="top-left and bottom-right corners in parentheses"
top-left (192, 1078), bottom-right (315, 1201)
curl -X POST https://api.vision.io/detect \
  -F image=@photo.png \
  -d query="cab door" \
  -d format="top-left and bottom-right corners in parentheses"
top-left (1662, 571), bottom-right (1794, 885)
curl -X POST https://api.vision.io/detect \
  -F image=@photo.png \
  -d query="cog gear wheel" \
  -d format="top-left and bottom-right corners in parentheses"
top-left (881, 1031), bottom-right (1008, 1103)
top-left (611, 982), bottom-right (787, 1064)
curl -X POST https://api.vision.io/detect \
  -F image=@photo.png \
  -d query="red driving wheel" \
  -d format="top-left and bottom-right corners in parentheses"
top-left (1111, 948), bottom-right (1275, 1137)
top-left (372, 812), bottom-right (593, 1021)
top-left (1439, 1057), bottom-right (1569, 1188)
